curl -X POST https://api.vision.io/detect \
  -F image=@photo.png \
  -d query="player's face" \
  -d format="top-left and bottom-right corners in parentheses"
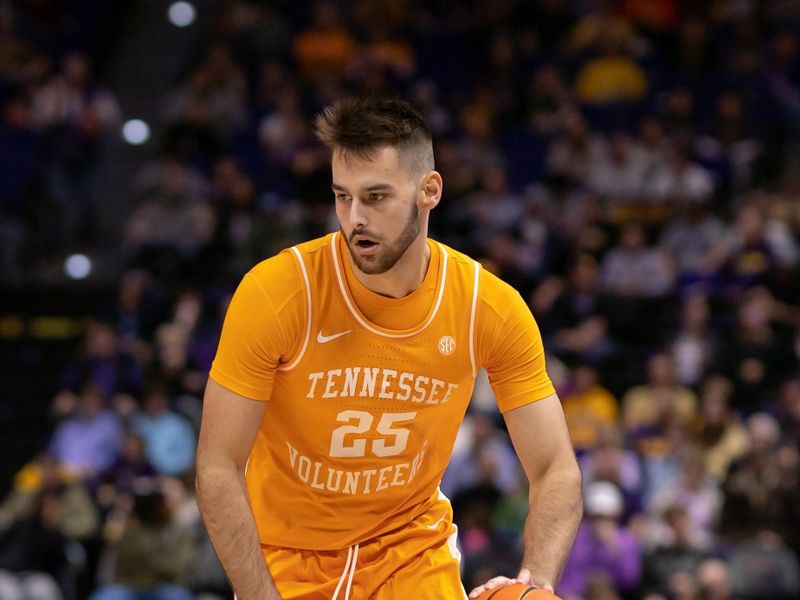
top-left (332, 146), bottom-right (423, 275)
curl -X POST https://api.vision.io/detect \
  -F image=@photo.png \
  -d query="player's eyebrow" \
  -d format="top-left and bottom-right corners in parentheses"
top-left (332, 182), bottom-right (395, 192)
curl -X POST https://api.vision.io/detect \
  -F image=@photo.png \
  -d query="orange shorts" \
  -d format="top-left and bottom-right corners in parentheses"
top-left (261, 495), bottom-right (467, 599)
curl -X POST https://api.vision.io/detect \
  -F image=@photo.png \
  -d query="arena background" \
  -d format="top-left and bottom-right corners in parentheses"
top-left (1, 1), bottom-right (799, 599)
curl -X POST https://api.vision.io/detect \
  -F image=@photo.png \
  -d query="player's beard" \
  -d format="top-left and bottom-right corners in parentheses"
top-left (345, 201), bottom-right (420, 275)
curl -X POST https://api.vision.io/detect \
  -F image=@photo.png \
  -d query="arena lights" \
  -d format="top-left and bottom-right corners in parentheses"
top-left (64, 254), bottom-right (92, 280)
top-left (122, 119), bottom-right (150, 145)
top-left (168, 1), bottom-right (196, 27)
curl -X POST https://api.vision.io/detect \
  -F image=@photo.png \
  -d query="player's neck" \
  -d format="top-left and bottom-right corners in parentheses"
top-left (349, 233), bottom-right (431, 299)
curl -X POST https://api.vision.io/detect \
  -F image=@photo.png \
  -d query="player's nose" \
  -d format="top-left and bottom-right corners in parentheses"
top-left (349, 198), bottom-right (368, 228)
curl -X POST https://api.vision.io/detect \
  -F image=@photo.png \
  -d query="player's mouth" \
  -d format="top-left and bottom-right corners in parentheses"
top-left (352, 236), bottom-right (380, 256)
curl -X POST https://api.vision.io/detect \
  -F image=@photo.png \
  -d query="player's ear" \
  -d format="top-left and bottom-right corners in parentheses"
top-left (418, 171), bottom-right (442, 210)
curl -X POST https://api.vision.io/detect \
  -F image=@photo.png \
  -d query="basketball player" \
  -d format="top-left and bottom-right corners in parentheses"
top-left (196, 98), bottom-right (582, 600)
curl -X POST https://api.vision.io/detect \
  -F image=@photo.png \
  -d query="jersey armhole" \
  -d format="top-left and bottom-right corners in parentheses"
top-left (468, 260), bottom-right (480, 378)
top-left (277, 246), bottom-right (312, 372)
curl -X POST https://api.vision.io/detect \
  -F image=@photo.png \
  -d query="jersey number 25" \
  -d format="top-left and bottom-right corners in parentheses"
top-left (329, 410), bottom-right (416, 458)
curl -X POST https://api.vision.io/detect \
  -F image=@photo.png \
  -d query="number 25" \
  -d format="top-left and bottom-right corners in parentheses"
top-left (329, 410), bottom-right (416, 458)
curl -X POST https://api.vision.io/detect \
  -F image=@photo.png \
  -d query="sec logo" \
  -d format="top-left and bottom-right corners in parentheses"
top-left (438, 335), bottom-right (456, 355)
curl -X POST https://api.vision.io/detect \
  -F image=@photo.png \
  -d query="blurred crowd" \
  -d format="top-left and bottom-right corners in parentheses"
top-left (2, 0), bottom-right (800, 599)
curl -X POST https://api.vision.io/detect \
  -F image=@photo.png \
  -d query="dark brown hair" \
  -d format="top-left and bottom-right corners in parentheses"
top-left (314, 97), bottom-right (434, 176)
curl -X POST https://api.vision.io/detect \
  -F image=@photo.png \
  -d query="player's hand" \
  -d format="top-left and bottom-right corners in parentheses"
top-left (468, 568), bottom-right (554, 598)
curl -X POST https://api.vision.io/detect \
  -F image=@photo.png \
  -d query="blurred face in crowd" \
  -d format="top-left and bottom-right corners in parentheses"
top-left (78, 384), bottom-right (105, 418)
top-left (701, 377), bottom-right (733, 425)
top-left (647, 353), bottom-right (675, 386)
top-left (682, 295), bottom-right (709, 331)
top-left (620, 224), bottom-right (646, 252)
top-left (332, 145), bottom-right (441, 277)
top-left (87, 322), bottom-right (118, 359)
top-left (573, 365), bottom-right (598, 393)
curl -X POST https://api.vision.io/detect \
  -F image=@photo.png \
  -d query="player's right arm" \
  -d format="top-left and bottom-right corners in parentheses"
top-left (197, 254), bottom-right (305, 600)
top-left (196, 379), bottom-right (279, 599)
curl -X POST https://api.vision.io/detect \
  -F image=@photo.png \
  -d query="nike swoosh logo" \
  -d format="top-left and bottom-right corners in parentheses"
top-left (317, 330), bottom-right (352, 344)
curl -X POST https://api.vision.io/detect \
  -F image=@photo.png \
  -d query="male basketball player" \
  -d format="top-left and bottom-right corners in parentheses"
top-left (196, 98), bottom-right (582, 600)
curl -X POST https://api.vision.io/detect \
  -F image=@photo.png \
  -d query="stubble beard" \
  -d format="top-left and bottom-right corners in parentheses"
top-left (346, 202), bottom-right (420, 275)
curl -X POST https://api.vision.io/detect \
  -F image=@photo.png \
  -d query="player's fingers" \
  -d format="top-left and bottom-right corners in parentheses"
top-left (468, 576), bottom-right (516, 598)
top-left (516, 568), bottom-right (531, 584)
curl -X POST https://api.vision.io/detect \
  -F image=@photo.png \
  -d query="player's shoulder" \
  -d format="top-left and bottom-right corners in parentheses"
top-left (434, 238), bottom-right (476, 271)
top-left (433, 239), bottom-right (524, 316)
top-left (292, 233), bottom-right (334, 258)
top-left (436, 242), bottom-right (519, 304)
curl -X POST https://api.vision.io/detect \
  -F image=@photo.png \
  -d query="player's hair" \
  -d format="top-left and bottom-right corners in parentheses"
top-left (314, 97), bottom-right (434, 177)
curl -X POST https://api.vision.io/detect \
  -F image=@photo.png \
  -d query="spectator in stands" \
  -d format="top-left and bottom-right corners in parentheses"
top-left (648, 451), bottom-right (722, 549)
top-left (130, 382), bottom-right (195, 477)
top-left (163, 43), bottom-right (248, 138)
top-left (695, 91), bottom-right (762, 193)
top-left (91, 487), bottom-right (194, 600)
top-left (574, 34), bottom-right (647, 105)
top-left (641, 505), bottom-right (712, 598)
top-left (524, 64), bottom-right (571, 135)
top-left (48, 383), bottom-right (123, 478)
top-left (669, 294), bottom-right (717, 387)
top-left (623, 353), bottom-right (697, 433)
top-left (0, 491), bottom-right (71, 600)
top-left (772, 377), bottom-right (800, 445)
top-left (600, 224), bottom-right (675, 299)
top-left (124, 159), bottom-right (214, 276)
top-left (717, 205), bottom-right (780, 292)
top-left (643, 147), bottom-right (714, 204)
top-left (533, 254), bottom-right (615, 364)
top-left (292, 1), bottom-right (356, 82)
top-left (441, 411), bottom-right (521, 499)
top-left (0, 454), bottom-right (98, 543)
top-left (692, 376), bottom-right (749, 482)
top-left (546, 109), bottom-right (606, 186)
top-left (95, 431), bottom-right (158, 515)
top-left (31, 51), bottom-right (120, 250)
top-left (578, 426), bottom-right (643, 520)
top-left (727, 531), bottom-right (800, 600)
top-left (714, 287), bottom-right (793, 412)
top-left (559, 481), bottom-right (642, 599)
top-left (587, 131), bottom-right (647, 202)
top-left (561, 364), bottom-right (619, 454)
top-left (720, 413), bottom-right (787, 539)
top-left (109, 269), bottom-right (166, 346)
top-left (56, 320), bottom-right (143, 404)
top-left (660, 201), bottom-right (727, 288)
top-left (696, 558), bottom-right (739, 600)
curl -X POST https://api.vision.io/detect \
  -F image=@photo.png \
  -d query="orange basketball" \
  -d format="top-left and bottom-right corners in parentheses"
top-left (474, 583), bottom-right (562, 600)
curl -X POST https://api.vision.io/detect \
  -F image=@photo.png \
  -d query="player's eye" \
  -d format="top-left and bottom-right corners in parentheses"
top-left (368, 192), bottom-right (385, 202)
top-left (335, 193), bottom-right (351, 202)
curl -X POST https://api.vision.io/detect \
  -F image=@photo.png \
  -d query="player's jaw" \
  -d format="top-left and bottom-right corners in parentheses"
top-left (345, 203), bottom-right (420, 275)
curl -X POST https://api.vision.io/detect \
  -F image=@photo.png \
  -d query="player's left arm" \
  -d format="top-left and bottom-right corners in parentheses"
top-left (505, 393), bottom-right (582, 590)
top-left (469, 274), bottom-right (582, 597)
top-left (469, 394), bottom-right (581, 598)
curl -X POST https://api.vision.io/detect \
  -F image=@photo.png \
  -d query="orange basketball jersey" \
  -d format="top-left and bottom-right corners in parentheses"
top-left (210, 232), bottom-right (554, 550)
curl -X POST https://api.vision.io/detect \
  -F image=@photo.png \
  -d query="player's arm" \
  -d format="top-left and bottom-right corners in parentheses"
top-left (505, 394), bottom-right (582, 590)
top-left (468, 394), bottom-right (581, 598)
top-left (469, 273), bottom-right (582, 597)
top-left (196, 378), bottom-right (280, 600)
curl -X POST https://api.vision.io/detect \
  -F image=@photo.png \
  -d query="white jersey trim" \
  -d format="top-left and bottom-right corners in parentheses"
top-left (278, 246), bottom-right (312, 372)
top-left (468, 261), bottom-right (480, 377)
top-left (330, 232), bottom-right (448, 339)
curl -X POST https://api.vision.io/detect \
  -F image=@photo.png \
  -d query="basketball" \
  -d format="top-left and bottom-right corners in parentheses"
top-left (474, 583), bottom-right (562, 600)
